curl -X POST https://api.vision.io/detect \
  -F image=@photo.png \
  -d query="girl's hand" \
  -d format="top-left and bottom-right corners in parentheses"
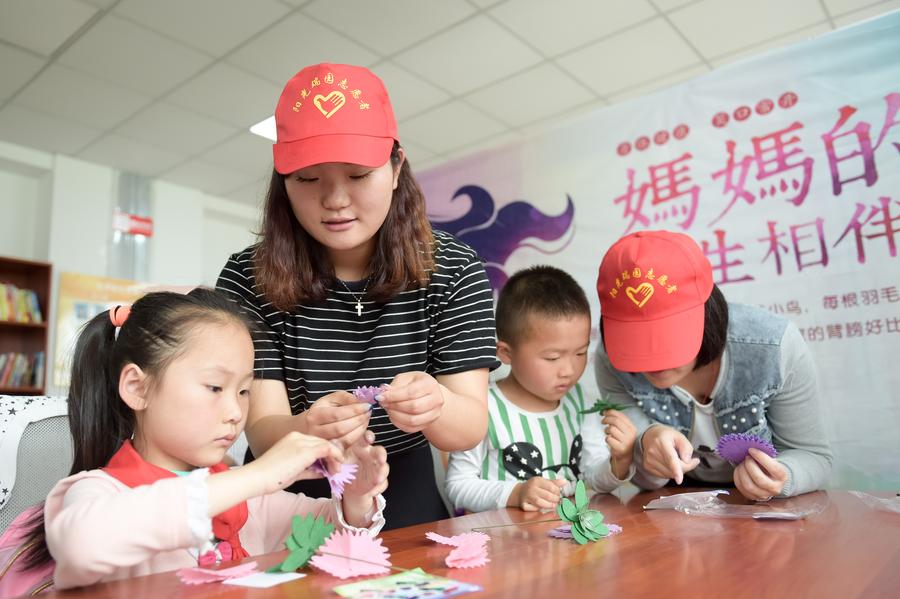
top-left (640, 425), bottom-right (700, 484)
top-left (341, 430), bottom-right (389, 527)
top-left (378, 372), bottom-right (445, 433)
top-left (510, 477), bottom-right (568, 511)
top-left (733, 447), bottom-right (788, 501)
top-left (304, 391), bottom-right (372, 446)
top-left (248, 431), bottom-right (343, 496)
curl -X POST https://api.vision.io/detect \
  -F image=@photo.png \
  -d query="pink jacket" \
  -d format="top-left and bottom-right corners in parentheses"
top-left (44, 469), bottom-right (382, 590)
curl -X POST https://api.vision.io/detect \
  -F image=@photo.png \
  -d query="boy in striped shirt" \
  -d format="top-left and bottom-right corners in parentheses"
top-left (446, 266), bottom-right (636, 512)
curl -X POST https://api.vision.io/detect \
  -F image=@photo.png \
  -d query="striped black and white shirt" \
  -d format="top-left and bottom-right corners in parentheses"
top-left (216, 230), bottom-right (500, 456)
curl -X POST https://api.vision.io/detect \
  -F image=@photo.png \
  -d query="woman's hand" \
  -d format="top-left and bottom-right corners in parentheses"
top-left (640, 425), bottom-right (700, 484)
top-left (303, 391), bottom-right (372, 446)
top-left (378, 372), bottom-right (445, 433)
top-left (733, 447), bottom-right (788, 501)
top-left (341, 430), bottom-right (389, 527)
top-left (247, 431), bottom-right (344, 496)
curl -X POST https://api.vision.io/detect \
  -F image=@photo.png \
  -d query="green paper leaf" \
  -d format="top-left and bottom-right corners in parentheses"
top-left (290, 514), bottom-right (335, 553)
top-left (574, 480), bottom-right (588, 511)
top-left (579, 398), bottom-right (627, 415)
top-left (559, 497), bottom-right (578, 522)
top-left (571, 524), bottom-right (591, 545)
top-left (285, 535), bottom-right (300, 552)
top-left (579, 511), bottom-right (607, 537)
top-left (279, 547), bottom-right (314, 572)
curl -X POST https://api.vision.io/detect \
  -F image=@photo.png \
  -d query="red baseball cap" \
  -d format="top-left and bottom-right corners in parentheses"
top-left (596, 230), bottom-right (714, 372)
top-left (273, 63), bottom-right (398, 174)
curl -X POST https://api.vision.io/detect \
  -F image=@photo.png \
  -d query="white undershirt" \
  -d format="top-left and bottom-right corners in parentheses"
top-left (670, 350), bottom-right (733, 481)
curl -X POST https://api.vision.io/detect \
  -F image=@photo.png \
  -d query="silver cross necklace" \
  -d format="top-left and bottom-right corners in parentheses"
top-left (337, 275), bottom-right (371, 317)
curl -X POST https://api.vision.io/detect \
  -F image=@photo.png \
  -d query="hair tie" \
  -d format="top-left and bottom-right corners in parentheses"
top-left (110, 305), bottom-right (131, 328)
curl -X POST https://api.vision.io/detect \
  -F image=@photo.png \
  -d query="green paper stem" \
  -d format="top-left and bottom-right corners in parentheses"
top-left (579, 398), bottom-right (627, 415)
top-left (470, 517), bottom-right (561, 531)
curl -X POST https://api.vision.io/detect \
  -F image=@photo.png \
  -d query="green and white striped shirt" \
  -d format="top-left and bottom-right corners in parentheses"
top-left (446, 382), bottom-right (588, 512)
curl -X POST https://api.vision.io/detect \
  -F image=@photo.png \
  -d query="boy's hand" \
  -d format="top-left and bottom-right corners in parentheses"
top-left (509, 476), bottom-right (567, 511)
top-left (341, 430), bottom-right (389, 527)
top-left (602, 409), bottom-right (637, 479)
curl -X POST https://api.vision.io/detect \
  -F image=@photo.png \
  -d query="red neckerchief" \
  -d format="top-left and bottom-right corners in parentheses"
top-left (102, 440), bottom-right (249, 560)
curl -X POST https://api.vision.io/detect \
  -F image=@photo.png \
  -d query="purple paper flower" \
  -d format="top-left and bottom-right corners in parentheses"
top-left (547, 523), bottom-right (621, 539)
top-left (715, 433), bottom-right (777, 465)
top-left (352, 385), bottom-right (387, 405)
top-left (310, 459), bottom-right (359, 499)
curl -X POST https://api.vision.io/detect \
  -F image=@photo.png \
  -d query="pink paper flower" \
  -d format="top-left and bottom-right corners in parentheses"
top-left (446, 540), bottom-right (490, 569)
top-left (310, 459), bottom-right (359, 499)
top-left (352, 385), bottom-right (387, 405)
top-left (309, 530), bottom-right (391, 579)
top-left (425, 531), bottom-right (489, 547)
top-left (177, 561), bottom-right (259, 585)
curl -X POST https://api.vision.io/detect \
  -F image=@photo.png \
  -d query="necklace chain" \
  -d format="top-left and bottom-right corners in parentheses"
top-left (337, 275), bottom-right (371, 317)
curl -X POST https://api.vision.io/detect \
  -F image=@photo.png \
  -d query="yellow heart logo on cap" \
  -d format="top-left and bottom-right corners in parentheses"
top-left (625, 282), bottom-right (654, 308)
top-left (313, 91), bottom-right (346, 118)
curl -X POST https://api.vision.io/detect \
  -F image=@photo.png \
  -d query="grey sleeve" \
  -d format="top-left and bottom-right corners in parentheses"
top-left (593, 347), bottom-right (669, 490)
top-left (770, 323), bottom-right (833, 497)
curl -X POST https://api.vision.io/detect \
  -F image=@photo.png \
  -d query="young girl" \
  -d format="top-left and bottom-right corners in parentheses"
top-left (216, 63), bottom-right (499, 528)
top-left (594, 230), bottom-right (832, 500)
top-left (19, 289), bottom-right (388, 590)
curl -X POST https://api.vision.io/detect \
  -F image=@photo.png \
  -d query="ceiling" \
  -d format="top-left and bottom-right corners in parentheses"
top-left (1, 0), bottom-right (898, 206)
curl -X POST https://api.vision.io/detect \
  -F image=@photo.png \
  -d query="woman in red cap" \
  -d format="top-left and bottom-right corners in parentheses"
top-left (216, 64), bottom-right (498, 528)
top-left (584, 230), bottom-right (832, 500)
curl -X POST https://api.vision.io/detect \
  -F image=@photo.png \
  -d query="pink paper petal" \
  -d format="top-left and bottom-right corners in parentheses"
top-left (425, 531), bottom-right (489, 547)
top-left (310, 460), bottom-right (359, 499)
top-left (445, 540), bottom-right (490, 569)
top-left (178, 562), bottom-right (259, 585)
top-left (352, 385), bottom-right (387, 405)
top-left (309, 530), bottom-right (391, 579)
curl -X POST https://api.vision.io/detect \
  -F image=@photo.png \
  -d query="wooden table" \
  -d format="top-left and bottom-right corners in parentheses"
top-left (41, 488), bottom-right (900, 598)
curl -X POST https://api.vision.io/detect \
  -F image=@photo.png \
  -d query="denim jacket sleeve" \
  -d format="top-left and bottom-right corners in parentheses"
top-left (770, 323), bottom-right (833, 496)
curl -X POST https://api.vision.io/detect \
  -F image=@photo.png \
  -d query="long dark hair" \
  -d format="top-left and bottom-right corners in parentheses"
top-left (20, 288), bottom-right (248, 569)
top-left (254, 142), bottom-right (435, 310)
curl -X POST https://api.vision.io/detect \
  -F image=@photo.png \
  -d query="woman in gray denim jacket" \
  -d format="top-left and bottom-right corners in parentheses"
top-left (583, 230), bottom-right (832, 500)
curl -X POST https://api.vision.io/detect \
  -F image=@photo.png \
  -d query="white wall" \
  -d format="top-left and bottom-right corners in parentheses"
top-left (0, 140), bottom-right (260, 392)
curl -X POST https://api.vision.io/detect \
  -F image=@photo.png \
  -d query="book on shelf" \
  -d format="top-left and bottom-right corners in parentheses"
top-left (0, 283), bottom-right (43, 323)
top-left (0, 351), bottom-right (44, 389)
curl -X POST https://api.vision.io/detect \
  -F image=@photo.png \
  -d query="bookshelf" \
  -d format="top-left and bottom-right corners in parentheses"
top-left (0, 256), bottom-right (52, 395)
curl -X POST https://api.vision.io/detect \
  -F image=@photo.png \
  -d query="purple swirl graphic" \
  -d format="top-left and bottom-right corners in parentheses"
top-left (430, 185), bottom-right (575, 290)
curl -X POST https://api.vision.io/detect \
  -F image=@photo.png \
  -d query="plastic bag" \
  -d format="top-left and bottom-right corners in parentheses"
top-left (644, 490), bottom-right (825, 520)
top-left (849, 491), bottom-right (900, 514)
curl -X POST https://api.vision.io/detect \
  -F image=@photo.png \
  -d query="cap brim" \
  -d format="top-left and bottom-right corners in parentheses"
top-left (602, 304), bottom-right (705, 372)
top-left (273, 134), bottom-right (394, 174)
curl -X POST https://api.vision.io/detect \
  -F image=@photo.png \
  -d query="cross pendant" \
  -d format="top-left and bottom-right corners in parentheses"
top-left (356, 301), bottom-right (363, 317)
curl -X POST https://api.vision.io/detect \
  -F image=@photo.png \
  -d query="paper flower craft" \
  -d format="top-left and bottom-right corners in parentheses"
top-left (715, 433), bottom-right (777, 465)
top-left (446, 540), bottom-right (490, 569)
top-left (309, 530), bottom-right (392, 579)
top-left (579, 398), bottom-right (628, 415)
top-left (309, 459), bottom-right (359, 499)
top-left (425, 531), bottom-right (490, 569)
top-left (352, 385), bottom-right (387, 405)
top-left (268, 514), bottom-right (334, 573)
top-left (178, 562), bottom-right (259, 585)
top-left (557, 480), bottom-right (609, 544)
top-left (424, 531), bottom-right (489, 547)
top-left (547, 523), bottom-right (622, 539)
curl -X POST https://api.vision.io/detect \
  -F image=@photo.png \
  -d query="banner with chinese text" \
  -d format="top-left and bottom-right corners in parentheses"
top-left (418, 12), bottom-right (900, 490)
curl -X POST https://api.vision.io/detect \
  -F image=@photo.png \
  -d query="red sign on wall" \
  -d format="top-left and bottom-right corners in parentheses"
top-left (112, 210), bottom-right (153, 237)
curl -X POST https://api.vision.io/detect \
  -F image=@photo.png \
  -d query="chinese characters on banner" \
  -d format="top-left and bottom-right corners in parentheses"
top-left (418, 12), bottom-right (900, 490)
